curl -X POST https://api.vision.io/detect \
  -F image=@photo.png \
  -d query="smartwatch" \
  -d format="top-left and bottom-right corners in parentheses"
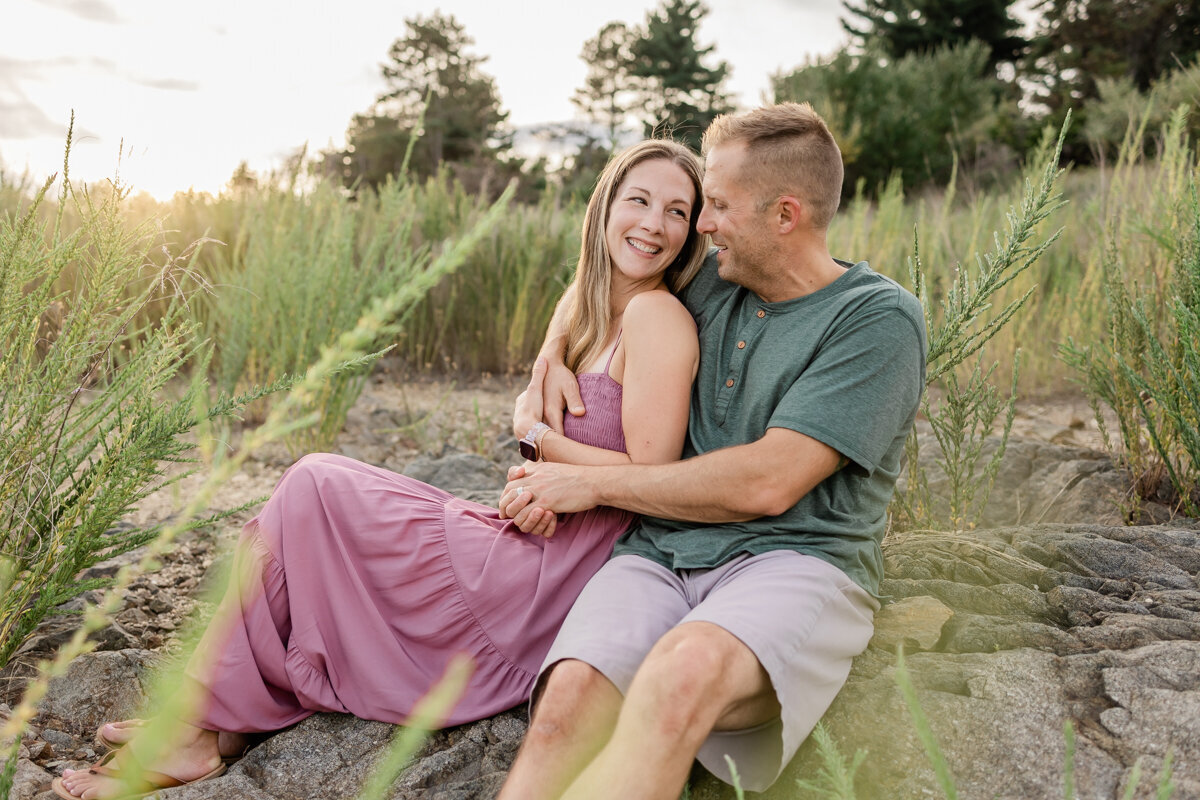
top-left (518, 422), bottom-right (552, 461)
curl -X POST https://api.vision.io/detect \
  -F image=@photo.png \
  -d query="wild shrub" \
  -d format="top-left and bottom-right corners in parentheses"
top-left (1062, 107), bottom-right (1200, 516)
top-left (890, 121), bottom-right (1067, 531)
top-left (1084, 58), bottom-right (1200, 160)
top-left (0, 153), bottom-right (271, 672)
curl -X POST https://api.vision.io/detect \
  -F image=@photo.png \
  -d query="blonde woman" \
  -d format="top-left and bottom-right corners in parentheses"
top-left (56, 139), bottom-right (706, 800)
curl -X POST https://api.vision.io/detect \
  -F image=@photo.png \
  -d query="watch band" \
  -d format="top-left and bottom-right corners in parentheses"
top-left (518, 422), bottom-right (552, 461)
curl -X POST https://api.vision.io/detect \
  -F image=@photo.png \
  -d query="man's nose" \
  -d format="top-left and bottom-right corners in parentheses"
top-left (696, 206), bottom-right (715, 234)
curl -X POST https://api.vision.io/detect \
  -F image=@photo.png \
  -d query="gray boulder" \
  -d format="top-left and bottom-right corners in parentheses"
top-left (402, 451), bottom-right (507, 495)
top-left (689, 522), bottom-right (1200, 800)
top-left (908, 437), bottom-right (1129, 528)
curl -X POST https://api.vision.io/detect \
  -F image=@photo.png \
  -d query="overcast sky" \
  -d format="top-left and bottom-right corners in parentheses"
top-left (1, 0), bottom-right (848, 199)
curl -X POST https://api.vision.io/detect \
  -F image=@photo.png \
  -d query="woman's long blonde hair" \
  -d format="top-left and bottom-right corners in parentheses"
top-left (563, 140), bottom-right (707, 374)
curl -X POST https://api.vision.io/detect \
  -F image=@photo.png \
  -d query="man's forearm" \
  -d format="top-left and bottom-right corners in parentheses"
top-left (515, 428), bottom-right (842, 524)
top-left (587, 456), bottom-right (766, 523)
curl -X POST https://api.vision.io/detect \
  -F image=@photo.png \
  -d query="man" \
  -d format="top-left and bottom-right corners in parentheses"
top-left (497, 102), bottom-right (927, 799)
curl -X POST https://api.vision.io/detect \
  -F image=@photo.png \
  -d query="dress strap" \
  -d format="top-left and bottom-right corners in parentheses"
top-left (603, 330), bottom-right (624, 376)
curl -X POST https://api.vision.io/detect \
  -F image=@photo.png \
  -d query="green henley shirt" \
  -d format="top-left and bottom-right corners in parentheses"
top-left (612, 253), bottom-right (927, 597)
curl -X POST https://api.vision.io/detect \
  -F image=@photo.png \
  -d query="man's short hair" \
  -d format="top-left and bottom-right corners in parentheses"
top-left (702, 103), bottom-right (844, 230)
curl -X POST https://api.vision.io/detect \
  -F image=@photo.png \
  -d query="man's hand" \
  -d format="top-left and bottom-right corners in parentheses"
top-left (512, 357), bottom-right (549, 440)
top-left (498, 463), bottom-right (557, 538)
top-left (541, 358), bottom-right (585, 434)
top-left (498, 461), bottom-right (598, 536)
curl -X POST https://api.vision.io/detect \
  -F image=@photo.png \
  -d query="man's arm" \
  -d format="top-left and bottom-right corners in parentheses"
top-left (521, 284), bottom-right (583, 434)
top-left (500, 427), bottom-right (842, 526)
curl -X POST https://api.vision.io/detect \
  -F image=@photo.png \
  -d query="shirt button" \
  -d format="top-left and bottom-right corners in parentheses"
top-left (726, 379), bottom-right (734, 387)
top-left (737, 340), bottom-right (746, 349)
top-left (756, 309), bottom-right (765, 318)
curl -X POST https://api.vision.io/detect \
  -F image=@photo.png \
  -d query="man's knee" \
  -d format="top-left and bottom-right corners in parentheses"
top-left (635, 622), bottom-right (777, 731)
top-left (529, 660), bottom-right (621, 738)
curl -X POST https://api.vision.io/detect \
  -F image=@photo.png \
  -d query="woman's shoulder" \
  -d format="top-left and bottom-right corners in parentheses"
top-left (623, 290), bottom-right (698, 352)
top-left (624, 289), bottom-right (694, 328)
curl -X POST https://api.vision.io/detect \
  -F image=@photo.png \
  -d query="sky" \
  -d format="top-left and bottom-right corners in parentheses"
top-left (1, 0), bottom-right (848, 199)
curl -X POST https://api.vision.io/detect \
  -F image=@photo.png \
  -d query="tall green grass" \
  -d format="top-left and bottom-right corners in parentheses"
top-left (1061, 106), bottom-right (1200, 515)
top-left (828, 113), bottom-right (1197, 398)
top-left (19, 123), bottom-right (1193, 404)
top-left (190, 175), bottom-right (431, 451)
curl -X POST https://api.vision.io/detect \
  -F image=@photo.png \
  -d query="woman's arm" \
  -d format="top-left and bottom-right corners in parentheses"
top-left (535, 290), bottom-right (698, 467)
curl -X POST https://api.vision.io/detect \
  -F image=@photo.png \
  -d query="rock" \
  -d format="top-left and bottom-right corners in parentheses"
top-left (869, 595), bottom-right (954, 653)
top-left (147, 593), bottom-right (174, 614)
top-left (13, 618), bottom-right (137, 659)
top-left (693, 521), bottom-right (1200, 799)
top-left (36, 728), bottom-right (75, 751)
top-left (490, 435), bottom-right (519, 467)
top-left (163, 709), bottom-right (528, 800)
top-left (7, 757), bottom-right (53, 800)
top-left (910, 438), bottom-right (1128, 528)
top-left (27, 418), bottom-right (1200, 800)
top-left (39, 649), bottom-right (155, 735)
top-left (403, 450), bottom-right (507, 494)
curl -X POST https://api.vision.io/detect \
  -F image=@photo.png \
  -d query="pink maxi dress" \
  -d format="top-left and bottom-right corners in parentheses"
top-left (185, 367), bottom-right (633, 731)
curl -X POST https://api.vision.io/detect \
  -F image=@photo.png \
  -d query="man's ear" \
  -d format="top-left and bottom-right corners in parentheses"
top-left (775, 195), bottom-right (805, 234)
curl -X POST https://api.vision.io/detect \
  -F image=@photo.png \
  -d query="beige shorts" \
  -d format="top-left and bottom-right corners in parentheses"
top-left (537, 550), bottom-right (879, 792)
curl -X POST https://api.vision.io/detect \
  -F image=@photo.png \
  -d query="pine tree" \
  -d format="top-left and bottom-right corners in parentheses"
top-left (571, 22), bottom-right (639, 151)
top-left (1027, 0), bottom-right (1200, 113)
top-left (842, 0), bottom-right (1026, 72)
top-left (629, 0), bottom-right (733, 151)
top-left (326, 12), bottom-right (510, 190)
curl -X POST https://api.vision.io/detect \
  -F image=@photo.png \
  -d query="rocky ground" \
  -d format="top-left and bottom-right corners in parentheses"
top-left (4, 375), bottom-right (1198, 800)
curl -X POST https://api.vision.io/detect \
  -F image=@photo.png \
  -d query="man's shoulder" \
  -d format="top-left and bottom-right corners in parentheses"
top-left (837, 262), bottom-right (925, 325)
top-left (679, 249), bottom-right (737, 314)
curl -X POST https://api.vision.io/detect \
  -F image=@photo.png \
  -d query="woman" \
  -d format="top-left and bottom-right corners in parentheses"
top-left (55, 139), bottom-right (706, 800)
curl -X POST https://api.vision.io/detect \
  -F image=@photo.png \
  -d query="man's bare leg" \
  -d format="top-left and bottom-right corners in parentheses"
top-left (498, 660), bottom-right (623, 800)
top-left (562, 622), bottom-right (778, 800)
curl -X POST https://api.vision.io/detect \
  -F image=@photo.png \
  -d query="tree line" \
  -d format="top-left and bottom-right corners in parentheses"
top-left (287, 0), bottom-right (1199, 201)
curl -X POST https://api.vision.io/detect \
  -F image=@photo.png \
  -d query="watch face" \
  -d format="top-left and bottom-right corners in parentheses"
top-left (519, 439), bottom-right (536, 461)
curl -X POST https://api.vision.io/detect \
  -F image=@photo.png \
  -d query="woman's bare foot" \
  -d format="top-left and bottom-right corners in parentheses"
top-left (94, 719), bottom-right (144, 749)
top-left (57, 723), bottom-right (222, 800)
top-left (96, 719), bottom-right (250, 760)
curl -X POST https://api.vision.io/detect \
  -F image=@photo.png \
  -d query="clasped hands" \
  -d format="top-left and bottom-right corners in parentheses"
top-left (500, 356), bottom-right (590, 538)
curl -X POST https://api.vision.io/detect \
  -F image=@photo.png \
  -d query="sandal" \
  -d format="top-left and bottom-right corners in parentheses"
top-left (51, 750), bottom-right (227, 800)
